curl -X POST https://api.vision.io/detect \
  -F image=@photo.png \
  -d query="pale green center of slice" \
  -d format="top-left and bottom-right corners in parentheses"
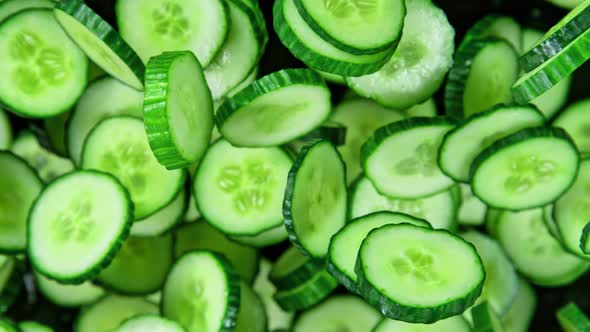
top-left (391, 248), bottom-right (441, 285)
top-left (100, 143), bottom-right (150, 204)
top-left (216, 160), bottom-right (274, 215)
top-left (51, 196), bottom-right (95, 242)
top-left (323, 0), bottom-right (377, 18)
top-left (382, 41), bottom-right (427, 75)
top-left (527, 214), bottom-right (563, 256)
top-left (180, 279), bottom-right (208, 331)
top-left (152, 1), bottom-right (191, 40)
top-left (394, 140), bottom-right (438, 176)
top-left (504, 155), bottom-right (557, 193)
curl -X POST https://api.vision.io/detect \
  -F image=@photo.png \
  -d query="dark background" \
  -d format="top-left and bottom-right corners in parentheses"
top-left (6, 0), bottom-right (590, 331)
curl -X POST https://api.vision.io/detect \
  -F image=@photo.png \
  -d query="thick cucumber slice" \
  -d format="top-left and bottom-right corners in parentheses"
top-left (460, 231), bottom-right (518, 316)
top-left (29, 171), bottom-right (133, 283)
top-left (356, 224), bottom-right (485, 323)
top-left (116, 0), bottom-right (229, 67)
top-left (0, 9), bottom-right (87, 118)
top-left (115, 315), bottom-right (185, 332)
top-left (131, 189), bottom-right (186, 237)
top-left (235, 282), bottom-right (267, 332)
top-left (0, 319), bottom-right (19, 332)
top-left (273, 269), bottom-right (339, 311)
top-left (362, 117), bottom-right (455, 199)
top-left (81, 116), bottom-right (185, 219)
top-left (75, 295), bottom-right (158, 332)
top-left (216, 69), bottom-right (331, 147)
top-left (274, 0), bottom-right (395, 77)
top-left (294, 0), bottom-right (405, 54)
top-left (503, 278), bottom-right (537, 332)
top-left (18, 322), bottom-right (54, 332)
top-left (0, 256), bottom-right (23, 313)
top-left (497, 208), bottom-right (589, 287)
top-left (346, 0), bottom-right (454, 109)
top-left (0, 0), bottom-right (54, 22)
top-left (174, 221), bottom-right (259, 284)
top-left (66, 77), bottom-right (143, 165)
top-left (373, 316), bottom-right (471, 332)
top-left (294, 295), bottom-right (381, 332)
top-left (457, 184), bottom-right (487, 226)
top-left (269, 246), bottom-right (324, 290)
top-left (194, 139), bottom-right (292, 236)
top-left (230, 224), bottom-right (288, 248)
top-left (438, 104), bottom-right (545, 182)
top-left (54, 0), bottom-right (145, 90)
top-left (284, 140), bottom-right (347, 258)
top-left (0, 110), bottom-right (11, 150)
top-left (557, 302), bottom-right (590, 332)
top-left (461, 15), bottom-right (522, 52)
top-left (471, 127), bottom-right (580, 210)
top-left (554, 99), bottom-right (590, 154)
top-left (350, 177), bottom-right (458, 230)
top-left (253, 260), bottom-right (295, 331)
top-left (472, 301), bottom-right (504, 332)
top-left (445, 38), bottom-right (519, 119)
top-left (162, 251), bottom-right (240, 332)
top-left (330, 99), bottom-right (405, 183)
top-left (328, 212), bottom-right (431, 291)
top-left (0, 151), bottom-right (42, 253)
top-left (11, 131), bottom-right (74, 183)
top-left (35, 272), bottom-right (104, 307)
top-left (144, 51), bottom-right (214, 169)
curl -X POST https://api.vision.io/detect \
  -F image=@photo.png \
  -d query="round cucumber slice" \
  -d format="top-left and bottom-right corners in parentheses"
top-left (373, 316), bottom-right (471, 332)
top-left (131, 189), bottom-right (186, 237)
top-left (75, 295), bottom-right (158, 332)
top-left (554, 99), bottom-right (590, 154)
top-left (115, 315), bottom-right (184, 332)
top-left (35, 272), bottom-right (104, 307)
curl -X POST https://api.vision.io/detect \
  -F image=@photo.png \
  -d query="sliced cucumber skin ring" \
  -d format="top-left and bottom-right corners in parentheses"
top-left (273, 270), bottom-right (339, 311)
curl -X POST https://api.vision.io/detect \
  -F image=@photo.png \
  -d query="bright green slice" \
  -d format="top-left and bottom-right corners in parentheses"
top-left (554, 98), bottom-right (590, 154)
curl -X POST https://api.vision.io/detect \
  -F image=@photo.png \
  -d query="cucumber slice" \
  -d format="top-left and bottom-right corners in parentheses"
top-left (0, 9), bottom-right (87, 118)
top-left (0, 151), bottom-right (42, 253)
top-left (54, 0), bottom-right (145, 90)
top-left (330, 98), bottom-right (405, 183)
top-left (445, 38), bottom-right (519, 119)
top-left (131, 189), bottom-right (186, 237)
top-left (346, 0), bottom-right (455, 109)
top-left (144, 51), bottom-right (214, 169)
top-left (294, 0), bottom-right (405, 54)
top-left (34, 272), bottom-right (104, 307)
top-left (29, 171), bottom-right (133, 284)
top-left (216, 69), bottom-right (331, 147)
top-left (0, 110), bottom-right (11, 150)
top-left (253, 259), bottom-right (295, 331)
top-left (75, 295), bottom-right (158, 332)
top-left (43, 111), bottom-right (69, 157)
top-left (115, 315), bottom-right (184, 332)
top-left (0, 0), bottom-right (54, 23)
top-left (174, 221), bottom-right (259, 284)
top-left (284, 140), bottom-right (347, 258)
top-left (230, 224), bottom-right (289, 248)
top-left (557, 302), bottom-right (590, 332)
top-left (471, 127), bottom-right (580, 210)
top-left (0, 319), bottom-right (19, 332)
top-left (404, 99), bottom-right (438, 118)
top-left (116, 0), bottom-right (229, 67)
top-left (194, 139), bottom-right (292, 236)
top-left (356, 223), bottom-right (485, 323)
top-left (373, 316), bottom-right (471, 332)
top-left (472, 301), bottom-right (504, 332)
top-left (497, 208), bottom-right (589, 287)
top-left (11, 131), bottom-right (74, 183)
top-left (235, 281), bottom-right (267, 332)
top-left (18, 322), bottom-right (54, 332)
top-left (293, 295), bottom-right (381, 331)
top-left (457, 184), bottom-right (487, 226)
top-left (460, 231), bottom-right (518, 316)
top-left (362, 117), bottom-right (455, 199)
top-left (81, 116), bottom-right (185, 219)
top-left (328, 212), bottom-right (431, 291)
top-left (503, 278), bottom-right (537, 332)
top-left (350, 177), bottom-right (458, 230)
top-left (461, 15), bottom-right (522, 53)
top-left (0, 257), bottom-right (23, 313)
top-left (269, 246), bottom-right (324, 290)
top-left (273, 0), bottom-right (395, 76)
top-left (273, 269), bottom-right (339, 311)
top-left (438, 104), bottom-right (545, 182)
top-left (554, 99), bottom-right (590, 154)
top-left (162, 251), bottom-right (240, 332)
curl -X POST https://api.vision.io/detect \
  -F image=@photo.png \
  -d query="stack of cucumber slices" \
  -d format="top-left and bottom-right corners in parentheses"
top-left (3, 0), bottom-right (590, 331)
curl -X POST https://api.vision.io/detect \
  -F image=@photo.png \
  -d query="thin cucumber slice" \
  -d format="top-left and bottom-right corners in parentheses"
top-left (29, 170), bottom-right (133, 284)
top-left (253, 259), bottom-right (295, 331)
top-left (235, 281), bottom-right (267, 332)
top-left (0, 151), bottom-right (43, 253)
top-left (472, 301), bottom-right (504, 332)
top-left (131, 189), bottom-right (186, 237)
top-left (174, 221), bottom-right (259, 284)
top-left (328, 212), bottom-right (431, 291)
top-left (216, 69), bottom-right (331, 147)
top-left (554, 99), bottom-right (590, 153)
top-left (329, 98), bottom-right (405, 183)
top-left (81, 116), bottom-right (185, 219)
top-left (230, 224), bottom-right (289, 248)
top-left (43, 111), bottom-right (69, 157)
top-left (162, 251), bottom-right (240, 332)
top-left (457, 184), bottom-right (487, 226)
top-left (471, 127), bottom-right (580, 210)
top-left (11, 131), bottom-right (74, 183)
top-left (0, 110), bottom-right (11, 150)
top-left (293, 295), bottom-right (381, 332)
top-left (75, 295), bottom-right (158, 332)
top-left (460, 231), bottom-right (518, 316)
top-left (269, 246), bottom-right (324, 290)
top-left (503, 278), bottom-right (537, 332)
top-left (54, 0), bottom-right (145, 90)
top-left (445, 38), bottom-right (519, 119)
top-left (116, 0), bottom-right (229, 67)
top-left (115, 315), bottom-right (185, 332)
top-left (461, 15), bottom-right (522, 53)
top-left (349, 177), bottom-right (458, 230)
top-left (356, 224), bottom-right (485, 323)
top-left (66, 77), bottom-right (143, 165)
top-left (346, 0), bottom-right (455, 109)
top-left (0, 0), bottom-right (54, 22)
top-left (0, 319), bottom-right (19, 332)
top-left (548, 0), bottom-right (586, 8)
top-left (497, 208), bottom-right (589, 287)
top-left (144, 51), bottom-right (214, 169)
top-left (361, 117), bottom-right (455, 199)
top-left (34, 272), bottom-right (104, 307)
top-left (18, 322), bottom-right (54, 332)
top-left (284, 140), bottom-right (347, 258)
top-left (294, 0), bottom-right (405, 54)
top-left (0, 257), bottom-right (23, 313)
top-left (557, 302), bottom-right (590, 332)
top-left (274, 0), bottom-right (395, 77)
top-left (0, 9), bottom-right (87, 118)
top-left (373, 316), bottom-right (471, 332)
top-left (273, 269), bottom-right (339, 311)
top-left (438, 104), bottom-right (545, 182)
top-left (404, 99), bottom-right (438, 118)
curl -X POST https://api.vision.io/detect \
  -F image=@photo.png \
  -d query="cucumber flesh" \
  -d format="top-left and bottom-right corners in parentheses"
top-left (235, 282), bottom-right (267, 332)
top-left (373, 316), bottom-right (471, 332)
top-left (457, 184), bottom-right (487, 226)
top-left (0, 0), bottom-right (54, 22)
top-left (230, 223), bottom-right (289, 248)
top-left (75, 295), bottom-right (158, 332)
top-left (114, 315), bottom-right (184, 332)
top-left (461, 15), bottom-right (522, 53)
top-left (554, 99), bottom-right (590, 154)
top-left (503, 278), bottom-right (537, 332)
top-left (130, 189), bottom-right (186, 237)
top-left (34, 272), bottom-right (104, 307)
